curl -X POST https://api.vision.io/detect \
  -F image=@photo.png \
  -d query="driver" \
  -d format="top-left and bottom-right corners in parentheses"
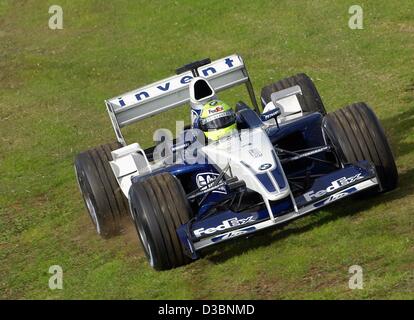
top-left (198, 100), bottom-right (237, 141)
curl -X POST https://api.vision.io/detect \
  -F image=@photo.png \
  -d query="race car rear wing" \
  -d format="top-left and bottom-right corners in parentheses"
top-left (105, 54), bottom-right (259, 145)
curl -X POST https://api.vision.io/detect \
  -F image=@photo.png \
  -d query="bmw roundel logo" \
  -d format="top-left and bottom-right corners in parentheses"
top-left (259, 163), bottom-right (272, 171)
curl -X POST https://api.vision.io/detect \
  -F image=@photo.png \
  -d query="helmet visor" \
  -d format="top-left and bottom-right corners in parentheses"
top-left (199, 111), bottom-right (236, 131)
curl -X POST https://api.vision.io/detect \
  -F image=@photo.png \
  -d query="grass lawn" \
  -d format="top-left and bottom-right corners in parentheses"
top-left (0, 0), bottom-right (413, 299)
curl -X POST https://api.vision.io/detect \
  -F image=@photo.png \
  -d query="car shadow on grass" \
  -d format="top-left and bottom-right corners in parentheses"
top-left (381, 104), bottom-right (414, 160)
top-left (204, 104), bottom-right (414, 265)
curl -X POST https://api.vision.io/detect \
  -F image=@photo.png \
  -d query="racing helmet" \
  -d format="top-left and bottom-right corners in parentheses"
top-left (199, 100), bottom-right (237, 141)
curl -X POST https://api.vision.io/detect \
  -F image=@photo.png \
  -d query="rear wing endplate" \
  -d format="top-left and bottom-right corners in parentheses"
top-left (105, 54), bottom-right (259, 145)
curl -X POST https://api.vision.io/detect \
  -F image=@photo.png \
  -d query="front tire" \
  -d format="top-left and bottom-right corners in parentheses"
top-left (323, 102), bottom-right (398, 192)
top-left (129, 172), bottom-right (192, 270)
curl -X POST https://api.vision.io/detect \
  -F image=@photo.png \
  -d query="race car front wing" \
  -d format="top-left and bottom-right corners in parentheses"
top-left (177, 160), bottom-right (378, 259)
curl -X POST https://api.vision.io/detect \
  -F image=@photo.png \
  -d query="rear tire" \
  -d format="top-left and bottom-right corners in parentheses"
top-left (129, 172), bottom-right (192, 270)
top-left (74, 142), bottom-right (129, 238)
top-left (261, 73), bottom-right (326, 115)
top-left (323, 102), bottom-right (398, 192)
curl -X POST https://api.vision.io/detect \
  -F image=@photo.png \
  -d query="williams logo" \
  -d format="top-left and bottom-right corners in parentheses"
top-left (196, 173), bottom-right (226, 194)
top-left (304, 173), bottom-right (363, 202)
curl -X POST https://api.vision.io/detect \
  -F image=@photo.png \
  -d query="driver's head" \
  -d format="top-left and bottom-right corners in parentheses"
top-left (199, 100), bottom-right (236, 141)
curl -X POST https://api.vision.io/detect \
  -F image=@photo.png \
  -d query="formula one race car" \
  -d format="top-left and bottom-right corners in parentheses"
top-left (74, 54), bottom-right (398, 270)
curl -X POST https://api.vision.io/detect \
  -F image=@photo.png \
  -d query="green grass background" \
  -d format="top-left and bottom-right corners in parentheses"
top-left (0, 0), bottom-right (413, 299)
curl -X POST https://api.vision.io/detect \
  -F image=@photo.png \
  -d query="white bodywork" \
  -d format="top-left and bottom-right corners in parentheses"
top-left (201, 128), bottom-right (293, 219)
top-left (109, 143), bottom-right (151, 196)
top-left (202, 128), bottom-right (289, 196)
